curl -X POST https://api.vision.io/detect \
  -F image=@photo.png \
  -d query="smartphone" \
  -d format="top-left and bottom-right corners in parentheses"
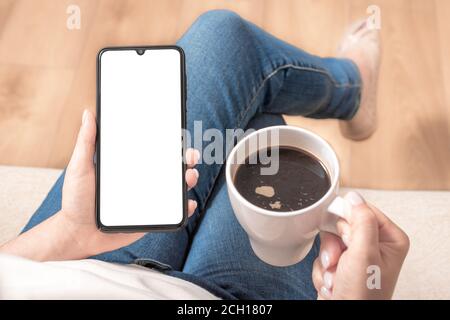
top-left (96, 46), bottom-right (187, 232)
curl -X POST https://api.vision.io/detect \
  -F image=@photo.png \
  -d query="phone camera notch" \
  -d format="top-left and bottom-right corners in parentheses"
top-left (136, 49), bottom-right (145, 55)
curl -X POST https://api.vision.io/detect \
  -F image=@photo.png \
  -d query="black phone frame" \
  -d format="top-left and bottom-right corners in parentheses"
top-left (95, 45), bottom-right (188, 233)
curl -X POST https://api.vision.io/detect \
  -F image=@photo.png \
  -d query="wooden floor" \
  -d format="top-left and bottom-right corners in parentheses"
top-left (0, 0), bottom-right (448, 190)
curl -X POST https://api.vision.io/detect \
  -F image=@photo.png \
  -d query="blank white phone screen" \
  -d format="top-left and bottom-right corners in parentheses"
top-left (99, 48), bottom-right (184, 227)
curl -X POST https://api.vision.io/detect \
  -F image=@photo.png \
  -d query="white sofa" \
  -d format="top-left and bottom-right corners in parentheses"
top-left (0, 165), bottom-right (449, 299)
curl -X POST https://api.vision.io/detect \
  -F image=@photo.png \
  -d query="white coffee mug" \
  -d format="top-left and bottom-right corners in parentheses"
top-left (225, 125), bottom-right (350, 267)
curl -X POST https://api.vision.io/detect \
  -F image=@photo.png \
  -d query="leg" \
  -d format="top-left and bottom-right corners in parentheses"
top-left (182, 113), bottom-right (319, 299)
top-left (23, 9), bottom-right (360, 271)
top-left (178, 10), bottom-right (365, 299)
top-left (178, 10), bottom-right (361, 214)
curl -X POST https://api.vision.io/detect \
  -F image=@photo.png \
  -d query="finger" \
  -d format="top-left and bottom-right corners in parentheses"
top-left (344, 191), bottom-right (379, 248)
top-left (319, 232), bottom-right (345, 269)
top-left (319, 286), bottom-right (332, 300)
top-left (368, 203), bottom-right (410, 252)
top-left (312, 258), bottom-right (324, 292)
top-left (187, 199), bottom-right (198, 217)
top-left (68, 109), bottom-right (96, 173)
top-left (312, 261), bottom-right (336, 299)
top-left (345, 192), bottom-right (408, 256)
top-left (185, 148), bottom-right (200, 168)
top-left (323, 266), bottom-right (336, 290)
top-left (185, 168), bottom-right (199, 190)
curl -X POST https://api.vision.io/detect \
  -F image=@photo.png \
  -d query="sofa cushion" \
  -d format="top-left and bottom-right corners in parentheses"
top-left (0, 165), bottom-right (448, 299)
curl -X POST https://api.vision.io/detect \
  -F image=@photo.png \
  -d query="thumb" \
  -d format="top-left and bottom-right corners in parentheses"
top-left (68, 109), bottom-right (97, 173)
top-left (344, 191), bottom-right (379, 251)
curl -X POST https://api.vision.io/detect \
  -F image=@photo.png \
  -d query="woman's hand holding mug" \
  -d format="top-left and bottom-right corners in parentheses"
top-left (313, 191), bottom-right (410, 300)
top-left (226, 125), bottom-right (410, 299)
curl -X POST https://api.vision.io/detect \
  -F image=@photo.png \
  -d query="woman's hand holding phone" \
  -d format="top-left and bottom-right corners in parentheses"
top-left (62, 109), bottom-right (200, 257)
top-left (0, 110), bottom-right (200, 261)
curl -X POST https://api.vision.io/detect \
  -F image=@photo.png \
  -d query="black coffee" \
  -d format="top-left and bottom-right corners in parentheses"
top-left (234, 146), bottom-right (330, 212)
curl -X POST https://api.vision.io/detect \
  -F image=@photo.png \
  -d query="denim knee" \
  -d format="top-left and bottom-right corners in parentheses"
top-left (194, 9), bottom-right (244, 33)
top-left (182, 10), bottom-right (249, 50)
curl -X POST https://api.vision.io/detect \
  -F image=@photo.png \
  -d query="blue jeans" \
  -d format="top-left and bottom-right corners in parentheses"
top-left (22, 10), bottom-right (361, 299)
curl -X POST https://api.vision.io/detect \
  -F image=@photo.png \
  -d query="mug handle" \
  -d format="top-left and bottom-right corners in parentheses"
top-left (319, 196), bottom-right (351, 238)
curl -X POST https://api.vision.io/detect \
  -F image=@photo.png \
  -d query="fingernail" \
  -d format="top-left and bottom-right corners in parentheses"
top-left (320, 286), bottom-right (332, 299)
top-left (193, 149), bottom-right (201, 163)
top-left (190, 200), bottom-right (198, 210)
top-left (82, 110), bottom-right (88, 126)
top-left (320, 251), bottom-right (330, 269)
top-left (345, 191), bottom-right (364, 207)
top-left (193, 168), bottom-right (199, 179)
top-left (323, 271), bottom-right (333, 289)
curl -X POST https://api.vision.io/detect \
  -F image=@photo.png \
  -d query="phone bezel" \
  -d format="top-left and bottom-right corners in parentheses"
top-left (95, 45), bottom-right (188, 233)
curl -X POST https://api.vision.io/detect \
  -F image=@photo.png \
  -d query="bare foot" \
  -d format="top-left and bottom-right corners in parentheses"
top-left (338, 19), bottom-right (381, 141)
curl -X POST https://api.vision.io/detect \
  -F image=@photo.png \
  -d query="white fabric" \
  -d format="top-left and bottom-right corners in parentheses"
top-left (0, 254), bottom-right (218, 300)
